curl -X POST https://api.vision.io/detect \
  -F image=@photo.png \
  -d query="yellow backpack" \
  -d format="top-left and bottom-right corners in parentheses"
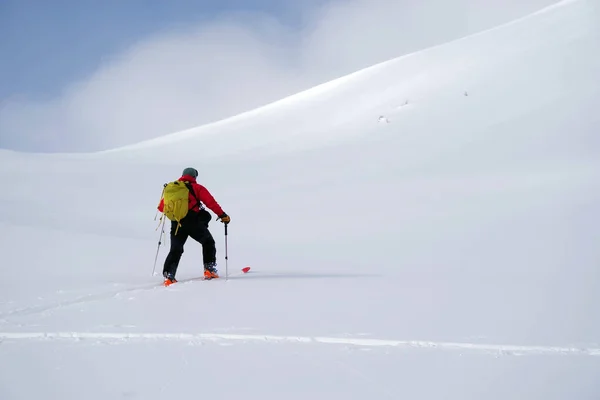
top-left (160, 180), bottom-right (198, 234)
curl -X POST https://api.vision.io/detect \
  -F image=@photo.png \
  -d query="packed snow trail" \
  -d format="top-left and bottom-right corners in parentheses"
top-left (1, 331), bottom-right (599, 357)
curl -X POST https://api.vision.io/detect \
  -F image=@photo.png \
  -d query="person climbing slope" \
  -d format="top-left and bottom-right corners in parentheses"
top-left (157, 167), bottom-right (230, 286)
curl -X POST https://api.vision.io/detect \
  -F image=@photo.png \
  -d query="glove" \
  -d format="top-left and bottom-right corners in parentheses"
top-left (218, 213), bottom-right (230, 224)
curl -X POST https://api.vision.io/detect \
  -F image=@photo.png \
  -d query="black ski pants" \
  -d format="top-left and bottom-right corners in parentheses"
top-left (163, 211), bottom-right (216, 278)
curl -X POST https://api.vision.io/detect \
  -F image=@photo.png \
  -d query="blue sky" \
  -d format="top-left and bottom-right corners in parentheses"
top-left (0, 0), bottom-right (556, 153)
top-left (0, 0), bottom-right (318, 100)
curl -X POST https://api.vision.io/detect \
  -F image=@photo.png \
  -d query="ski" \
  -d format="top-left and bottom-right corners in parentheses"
top-left (162, 266), bottom-right (251, 287)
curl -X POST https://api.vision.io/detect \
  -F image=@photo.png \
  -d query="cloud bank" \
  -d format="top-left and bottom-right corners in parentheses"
top-left (0, 0), bottom-right (557, 153)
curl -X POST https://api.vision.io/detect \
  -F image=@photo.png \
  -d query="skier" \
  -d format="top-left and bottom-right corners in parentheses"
top-left (157, 167), bottom-right (230, 286)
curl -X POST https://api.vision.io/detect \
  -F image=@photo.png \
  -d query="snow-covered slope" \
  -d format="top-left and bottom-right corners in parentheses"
top-left (97, 0), bottom-right (600, 164)
top-left (1, 0), bottom-right (600, 399)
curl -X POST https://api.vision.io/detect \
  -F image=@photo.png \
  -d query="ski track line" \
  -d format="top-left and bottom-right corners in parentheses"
top-left (0, 331), bottom-right (599, 357)
top-left (0, 273), bottom-right (248, 320)
top-left (0, 278), bottom-right (203, 320)
top-left (0, 284), bottom-right (161, 320)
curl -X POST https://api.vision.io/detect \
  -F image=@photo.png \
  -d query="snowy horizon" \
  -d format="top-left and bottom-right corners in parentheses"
top-left (1, 0), bottom-right (559, 154)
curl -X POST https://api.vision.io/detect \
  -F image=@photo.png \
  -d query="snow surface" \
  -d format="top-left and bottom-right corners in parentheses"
top-left (1, 0), bottom-right (600, 398)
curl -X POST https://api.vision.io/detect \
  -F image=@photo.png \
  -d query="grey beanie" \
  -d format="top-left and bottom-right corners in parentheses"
top-left (182, 167), bottom-right (198, 178)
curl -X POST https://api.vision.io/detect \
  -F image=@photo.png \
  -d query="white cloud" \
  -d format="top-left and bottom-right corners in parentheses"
top-left (0, 0), bottom-right (557, 153)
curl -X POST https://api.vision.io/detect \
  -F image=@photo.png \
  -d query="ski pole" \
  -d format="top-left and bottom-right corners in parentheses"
top-left (153, 217), bottom-right (166, 276)
top-left (224, 224), bottom-right (229, 280)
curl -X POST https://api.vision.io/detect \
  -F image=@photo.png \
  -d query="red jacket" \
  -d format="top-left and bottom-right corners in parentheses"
top-left (158, 174), bottom-right (225, 216)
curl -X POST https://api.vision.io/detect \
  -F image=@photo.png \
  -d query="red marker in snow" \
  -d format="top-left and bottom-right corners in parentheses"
top-left (242, 266), bottom-right (251, 273)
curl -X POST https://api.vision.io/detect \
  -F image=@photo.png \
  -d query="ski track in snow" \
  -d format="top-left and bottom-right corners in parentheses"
top-left (0, 282), bottom-right (163, 320)
top-left (0, 274), bottom-right (246, 320)
top-left (0, 331), bottom-right (598, 357)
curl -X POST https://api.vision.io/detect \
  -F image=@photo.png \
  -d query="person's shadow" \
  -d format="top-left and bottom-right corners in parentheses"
top-left (226, 271), bottom-right (379, 280)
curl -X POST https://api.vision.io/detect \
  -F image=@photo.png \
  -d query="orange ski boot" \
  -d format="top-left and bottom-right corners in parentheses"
top-left (163, 273), bottom-right (177, 286)
top-left (203, 263), bottom-right (220, 280)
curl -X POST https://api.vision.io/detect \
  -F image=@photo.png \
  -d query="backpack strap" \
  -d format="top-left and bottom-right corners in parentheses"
top-left (183, 181), bottom-right (203, 211)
